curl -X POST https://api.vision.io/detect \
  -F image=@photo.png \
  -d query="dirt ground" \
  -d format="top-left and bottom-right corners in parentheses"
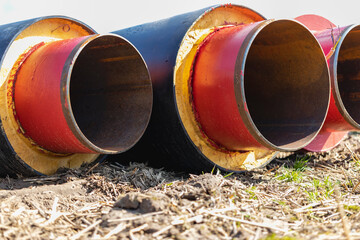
top-left (1, 134), bottom-right (360, 239)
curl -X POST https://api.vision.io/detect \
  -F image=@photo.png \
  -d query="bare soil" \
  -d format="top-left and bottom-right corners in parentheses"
top-left (1, 133), bottom-right (360, 239)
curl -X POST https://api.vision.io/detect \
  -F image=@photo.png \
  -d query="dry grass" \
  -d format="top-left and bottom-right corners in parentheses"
top-left (0, 133), bottom-right (360, 239)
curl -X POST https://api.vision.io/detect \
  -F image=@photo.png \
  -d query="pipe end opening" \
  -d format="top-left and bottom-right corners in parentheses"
top-left (244, 20), bottom-right (330, 150)
top-left (336, 25), bottom-right (360, 127)
top-left (69, 35), bottom-right (152, 153)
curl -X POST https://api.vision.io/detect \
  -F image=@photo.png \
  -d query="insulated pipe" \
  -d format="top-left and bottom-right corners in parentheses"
top-left (0, 17), bottom-right (152, 176)
top-left (191, 20), bottom-right (330, 152)
top-left (296, 15), bottom-right (360, 151)
top-left (112, 5), bottom-right (330, 172)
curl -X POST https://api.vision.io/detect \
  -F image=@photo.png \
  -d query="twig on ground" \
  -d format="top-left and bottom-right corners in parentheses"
top-left (130, 223), bottom-right (148, 240)
top-left (204, 212), bottom-right (287, 233)
top-left (335, 185), bottom-right (352, 240)
top-left (103, 223), bottom-right (126, 239)
top-left (70, 219), bottom-right (102, 240)
top-left (107, 211), bottom-right (164, 223)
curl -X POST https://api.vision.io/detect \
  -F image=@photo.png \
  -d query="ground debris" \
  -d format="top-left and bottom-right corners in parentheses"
top-left (0, 134), bottom-right (360, 239)
top-left (114, 192), bottom-right (170, 213)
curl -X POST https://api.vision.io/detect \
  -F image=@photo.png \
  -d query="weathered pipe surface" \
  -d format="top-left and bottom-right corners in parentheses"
top-left (112, 5), bottom-right (330, 172)
top-left (14, 35), bottom-right (152, 154)
top-left (297, 15), bottom-right (360, 152)
top-left (14, 37), bottom-right (93, 154)
top-left (0, 17), bottom-right (152, 177)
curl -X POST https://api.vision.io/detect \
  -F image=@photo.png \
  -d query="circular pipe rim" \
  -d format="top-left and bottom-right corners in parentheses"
top-left (234, 19), bottom-right (331, 151)
top-left (62, 33), bottom-right (152, 154)
top-left (330, 24), bottom-right (360, 129)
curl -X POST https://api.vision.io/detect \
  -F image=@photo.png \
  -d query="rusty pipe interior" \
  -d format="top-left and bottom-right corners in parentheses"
top-left (69, 36), bottom-right (152, 152)
top-left (243, 20), bottom-right (330, 149)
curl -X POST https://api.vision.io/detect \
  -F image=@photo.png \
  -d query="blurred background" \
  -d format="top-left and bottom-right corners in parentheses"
top-left (0, 0), bottom-right (358, 32)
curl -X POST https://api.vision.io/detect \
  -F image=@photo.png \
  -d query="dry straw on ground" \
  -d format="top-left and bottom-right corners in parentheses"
top-left (1, 133), bottom-right (360, 239)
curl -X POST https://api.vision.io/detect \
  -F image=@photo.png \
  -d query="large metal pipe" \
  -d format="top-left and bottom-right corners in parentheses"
top-left (112, 5), bottom-right (330, 172)
top-left (296, 15), bottom-right (360, 152)
top-left (192, 20), bottom-right (329, 152)
top-left (0, 17), bottom-right (152, 176)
